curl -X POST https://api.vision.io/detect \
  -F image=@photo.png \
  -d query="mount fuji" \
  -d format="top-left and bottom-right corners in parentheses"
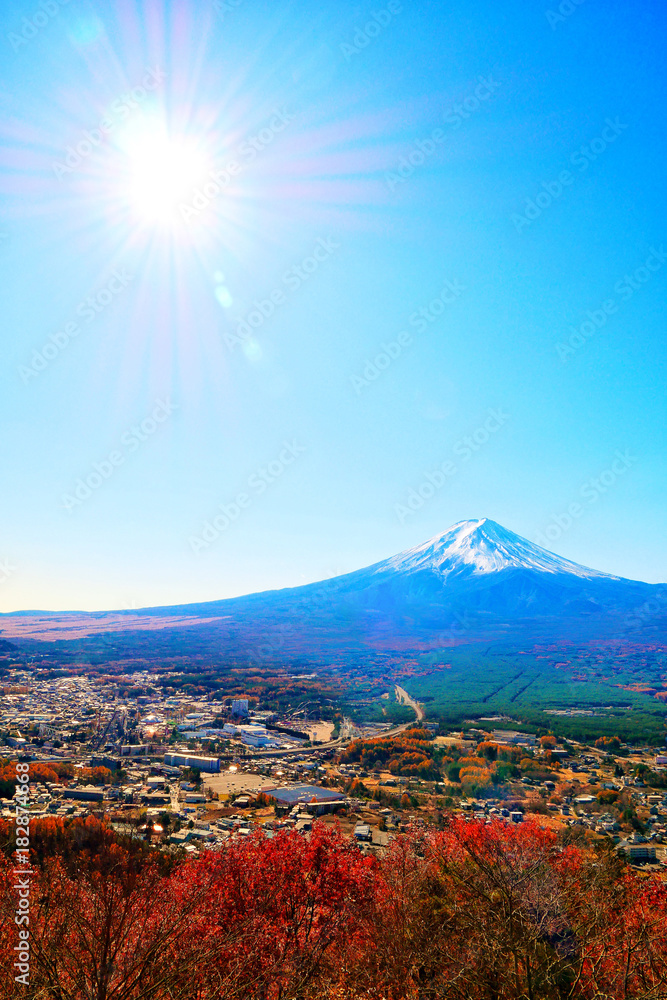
top-left (133, 517), bottom-right (665, 653)
top-left (3, 519), bottom-right (664, 653)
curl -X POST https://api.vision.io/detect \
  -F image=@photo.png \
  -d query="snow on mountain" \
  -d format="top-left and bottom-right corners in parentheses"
top-left (284, 516), bottom-right (657, 629)
top-left (374, 518), bottom-right (618, 581)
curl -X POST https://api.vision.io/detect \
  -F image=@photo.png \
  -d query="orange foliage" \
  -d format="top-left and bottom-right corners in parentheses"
top-left (459, 766), bottom-right (492, 787)
top-left (595, 735), bottom-right (622, 750)
top-left (342, 730), bottom-right (439, 777)
top-left (78, 766), bottom-right (113, 785)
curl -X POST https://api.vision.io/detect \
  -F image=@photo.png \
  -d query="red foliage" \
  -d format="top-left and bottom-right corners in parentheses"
top-left (0, 816), bottom-right (665, 998)
top-left (352, 818), bottom-right (667, 999)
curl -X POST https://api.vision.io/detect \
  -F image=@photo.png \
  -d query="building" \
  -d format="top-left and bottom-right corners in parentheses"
top-left (221, 723), bottom-right (278, 747)
top-left (262, 784), bottom-right (346, 815)
top-left (163, 753), bottom-right (220, 773)
top-left (491, 730), bottom-right (537, 747)
top-left (91, 755), bottom-right (120, 771)
top-left (231, 699), bottom-right (249, 717)
top-left (189, 729), bottom-right (228, 739)
top-left (142, 791), bottom-right (170, 806)
top-left (120, 744), bottom-right (155, 757)
top-left (354, 823), bottom-right (372, 842)
top-left (617, 841), bottom-right (657, 864)
top-left (64, 786), bottom-right (104, 802)
top-left (238, 725), bottom-right (277, 747)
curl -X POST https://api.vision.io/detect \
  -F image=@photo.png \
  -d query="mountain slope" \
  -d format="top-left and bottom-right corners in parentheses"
top-left (314, 518), bottom-right (652, 619)
top-left (133, 518), bottom-right (663, 649)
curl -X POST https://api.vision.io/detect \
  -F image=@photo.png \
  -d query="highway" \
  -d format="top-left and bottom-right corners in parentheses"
top-left (394, 685), bottom-right (424, 722)
top-left (214, 690), bottom-right (425, 764)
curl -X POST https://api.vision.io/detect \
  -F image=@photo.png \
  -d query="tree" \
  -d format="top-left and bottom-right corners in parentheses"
top-left (0, 834), bottom-right (205, 1000)
top-left (349, 818), bottom-right (667, 1000)
top-left (596, 735), bottom-right (621, 751)
top-left (2, 814), bottom-right (667, 998)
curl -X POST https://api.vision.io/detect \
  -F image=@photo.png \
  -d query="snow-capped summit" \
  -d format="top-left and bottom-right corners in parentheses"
top-left (378, 518), bottom-right (615, 581)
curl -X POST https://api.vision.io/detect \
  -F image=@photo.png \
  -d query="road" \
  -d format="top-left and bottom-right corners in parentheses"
top-left (216, 696), bottom-right (424, 764)
top-left (395, 685), bottom-right (424, 722)
top-left (220, 717), bottom-right (415, 762)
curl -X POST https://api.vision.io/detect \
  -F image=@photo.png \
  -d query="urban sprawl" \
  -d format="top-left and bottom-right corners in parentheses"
top-left (2, 668), bottom-right (667, 866)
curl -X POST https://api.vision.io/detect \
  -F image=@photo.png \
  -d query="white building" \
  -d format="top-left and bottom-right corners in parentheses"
top-left (164, 753), bottom-right (220, 772)
top-left (239, 725), bottom-right (277, 747)
top-left (221, 723), bottom-right (277, 747)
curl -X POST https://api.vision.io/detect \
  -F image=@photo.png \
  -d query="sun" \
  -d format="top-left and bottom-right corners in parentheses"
top-left (121, 121), bottom-right (210, 226)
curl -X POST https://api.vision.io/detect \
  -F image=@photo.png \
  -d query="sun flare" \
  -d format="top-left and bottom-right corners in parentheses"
top-left (121, 123), bottom-right (210, 226)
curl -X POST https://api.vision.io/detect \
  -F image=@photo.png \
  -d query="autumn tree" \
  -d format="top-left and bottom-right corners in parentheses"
top-left (2, 815), bottom-right (667, 999)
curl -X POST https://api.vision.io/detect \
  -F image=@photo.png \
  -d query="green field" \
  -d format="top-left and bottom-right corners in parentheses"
top-left (402, 644), bottom-right (667, 743)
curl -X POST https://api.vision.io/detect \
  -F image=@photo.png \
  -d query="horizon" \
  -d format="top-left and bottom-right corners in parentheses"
top-left (1, 0), bottom-right (666, 612)
top-left (1, 515), bottom-right (664, 615)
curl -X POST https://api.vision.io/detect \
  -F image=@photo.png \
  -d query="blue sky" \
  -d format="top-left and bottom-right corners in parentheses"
top-left (0, 0), bottom-right (665, 611)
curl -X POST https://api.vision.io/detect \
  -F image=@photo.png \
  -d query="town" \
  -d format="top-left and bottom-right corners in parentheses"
top-left (2, 660), bottom-right (666, 869)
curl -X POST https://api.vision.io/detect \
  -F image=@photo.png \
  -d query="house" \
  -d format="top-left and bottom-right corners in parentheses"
top-left (142, 791), bottom-right (170, 806)
top-left (354, 823), bottom-right (372, 842)
top-left (617, 841), bottom-right (657, 864)
top-left (168, 831), bottom-right (189, 846)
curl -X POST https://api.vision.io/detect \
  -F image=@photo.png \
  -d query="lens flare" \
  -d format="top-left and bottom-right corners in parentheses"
top-left (120, 121), bottom-right (210, 226)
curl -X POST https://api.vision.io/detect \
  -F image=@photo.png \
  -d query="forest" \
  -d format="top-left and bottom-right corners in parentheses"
top-left (1, 813), bottom-right (666, 999)
top-left (341, 728), bottom-right (441, 778)
top-left (405, 644), bottom-right (667, 744)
